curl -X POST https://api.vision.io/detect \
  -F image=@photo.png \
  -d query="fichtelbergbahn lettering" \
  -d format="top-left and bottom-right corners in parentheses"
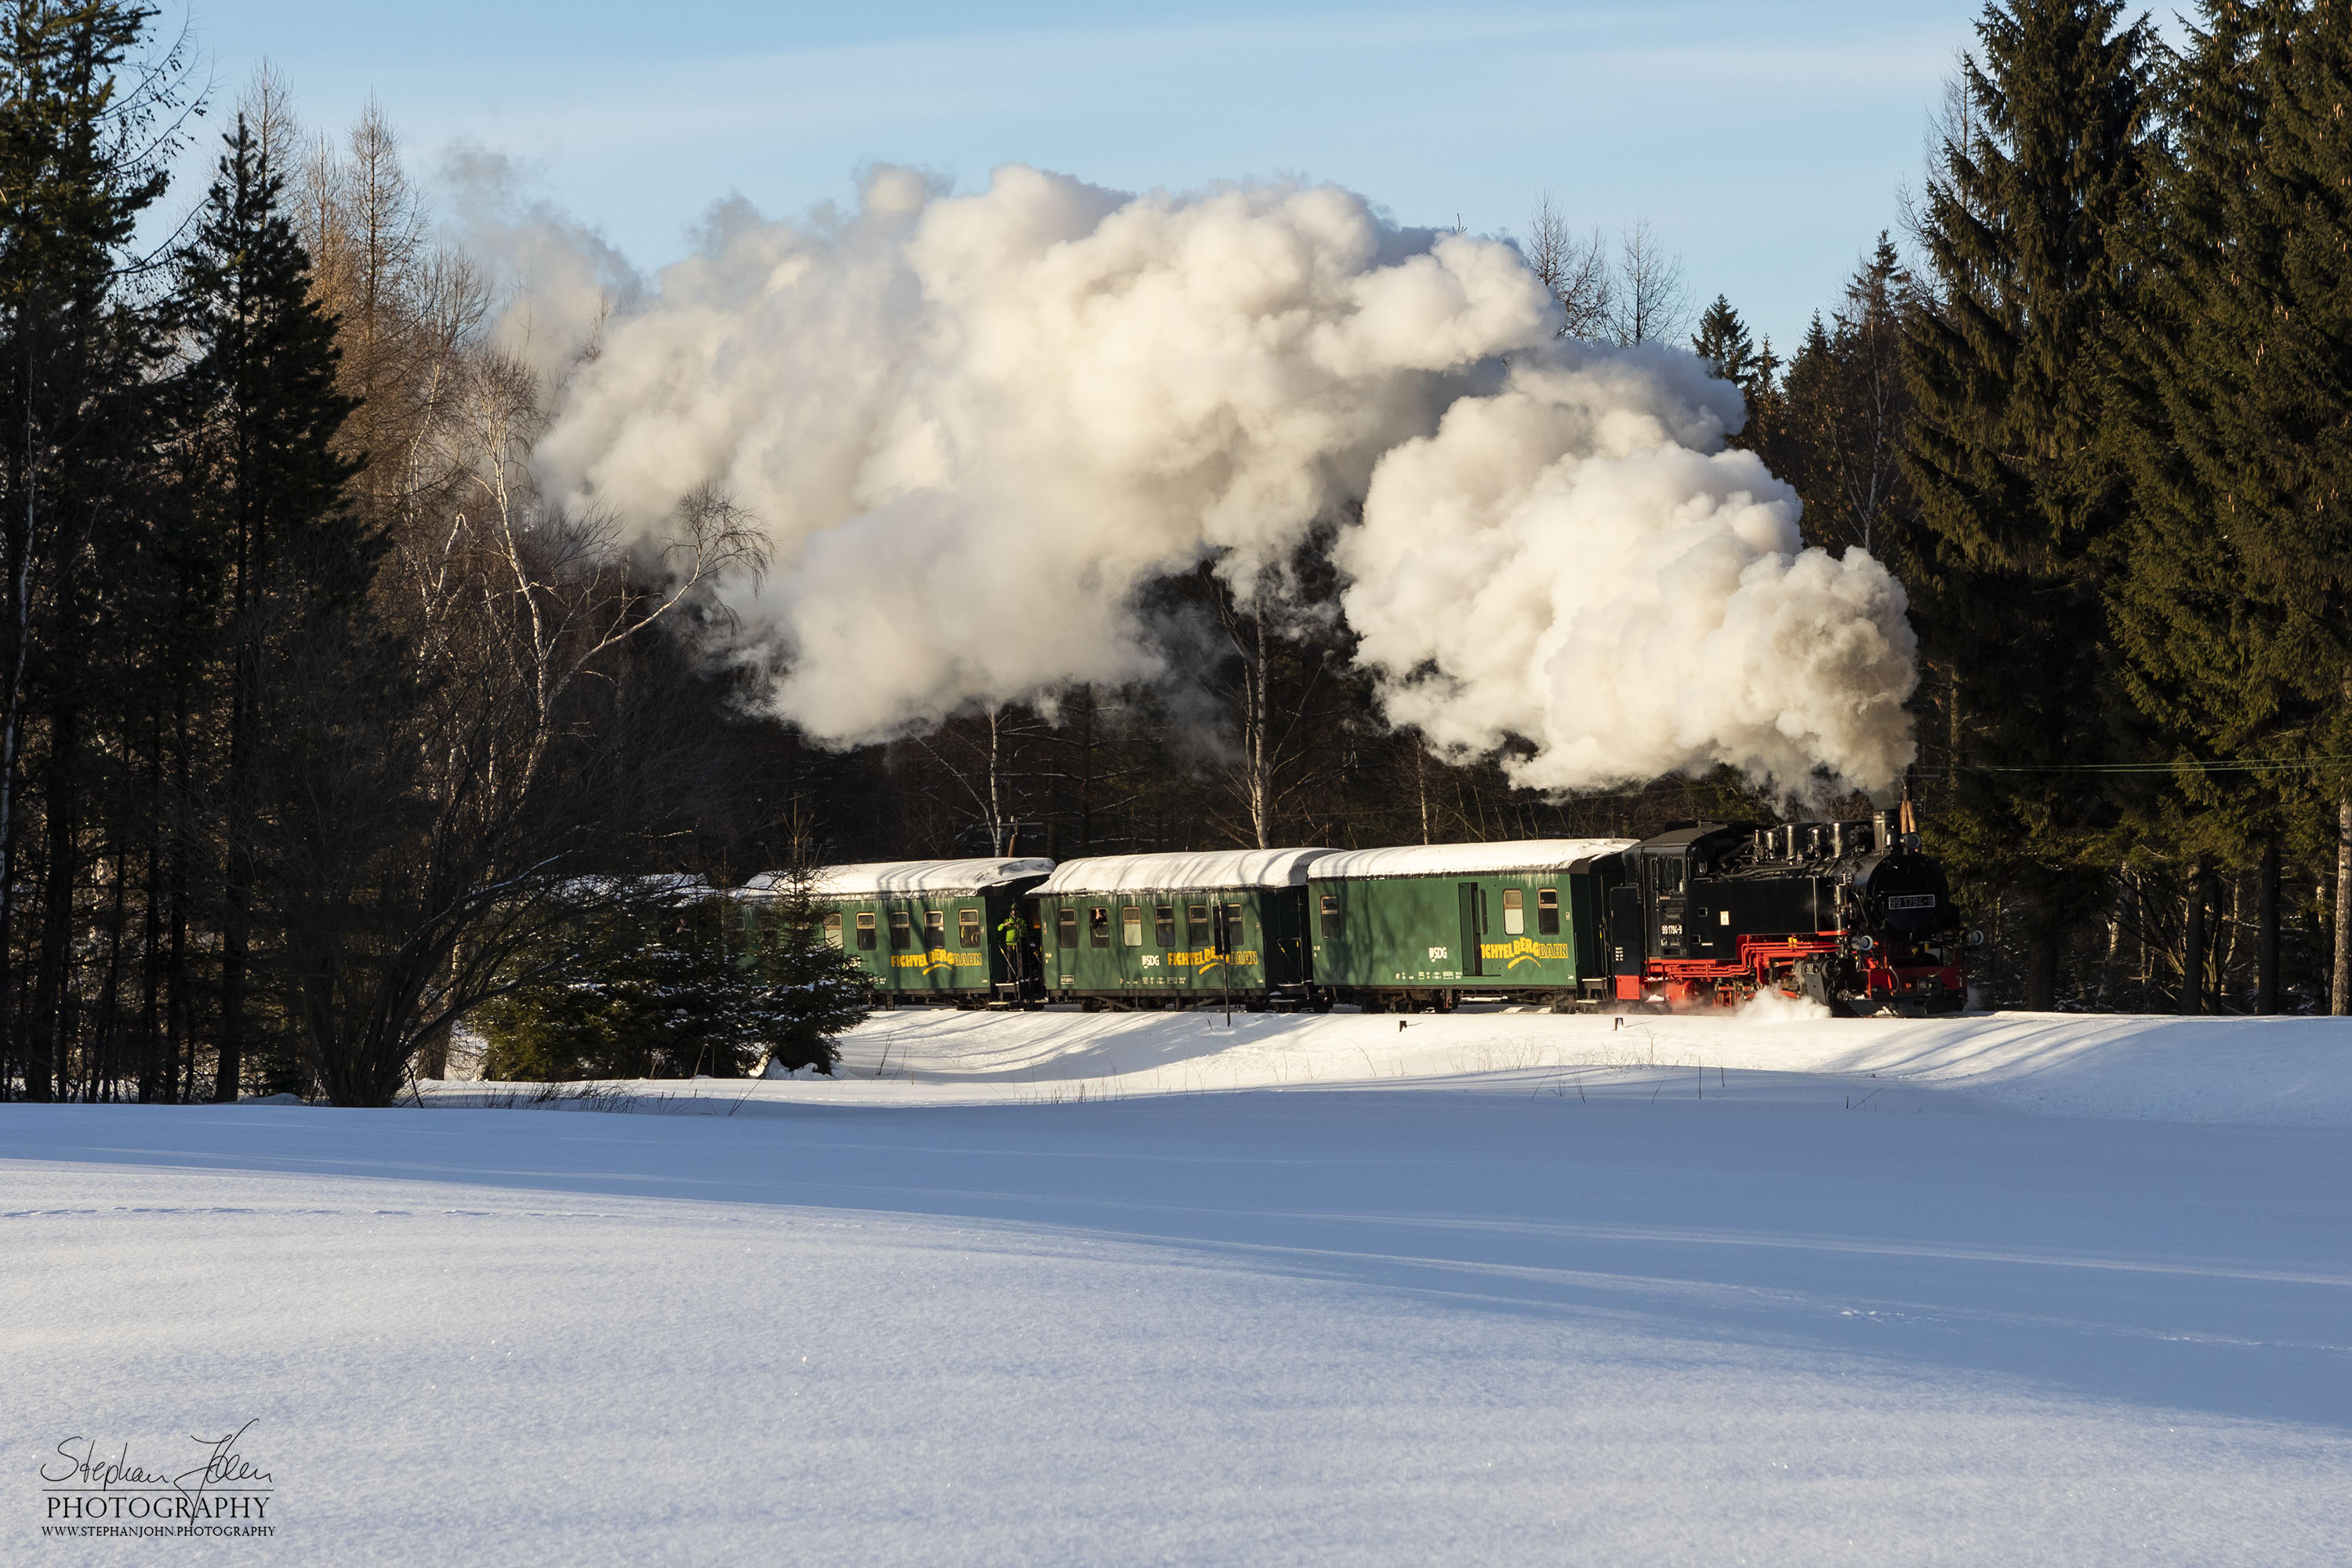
top-left (737, 816), bottom-right (1978, 1017)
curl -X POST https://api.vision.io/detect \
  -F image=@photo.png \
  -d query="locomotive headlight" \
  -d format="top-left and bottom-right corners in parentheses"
top-left (1853, 935), bottom-right (1875, 953)
top-left (1966, 929), bottom-right (1987, 948)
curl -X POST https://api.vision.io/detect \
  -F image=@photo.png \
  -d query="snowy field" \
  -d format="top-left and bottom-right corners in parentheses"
top-left (6, 1007), bottom-right (2350, 1565)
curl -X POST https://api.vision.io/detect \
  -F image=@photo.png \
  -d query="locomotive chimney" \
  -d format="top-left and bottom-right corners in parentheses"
top-left (1831, 821), bottom-right (1846, 858)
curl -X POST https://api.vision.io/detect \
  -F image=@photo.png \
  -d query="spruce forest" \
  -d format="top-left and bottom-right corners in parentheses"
top-left (2, 0), bottom-right (2347, 1106)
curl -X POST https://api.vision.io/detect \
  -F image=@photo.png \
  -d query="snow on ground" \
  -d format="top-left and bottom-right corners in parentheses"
top-left (473, 1002), bottom-right (2352, 1127)
top-left (6, 1009), bottom-right (2350, 1565)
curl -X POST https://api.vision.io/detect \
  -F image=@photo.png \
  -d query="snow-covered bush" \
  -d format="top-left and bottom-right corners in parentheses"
top-left (477, 878), bottom-right (870, 1080)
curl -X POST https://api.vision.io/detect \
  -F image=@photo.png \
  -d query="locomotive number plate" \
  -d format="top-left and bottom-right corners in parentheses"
top-left (1886, 894), bottom-right (1937, 911)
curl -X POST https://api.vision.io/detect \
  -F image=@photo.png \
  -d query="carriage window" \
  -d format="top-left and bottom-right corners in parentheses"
top-left (1224, 902), bottom-right (1244, 949)
top-left (960, 909), bottom-right (983, 948)
top-left (855, 913), bottom-right (877, 950)
top-left (1187, 904), bottom-right (1210, 946)
top-left (1319, 893), bottom-right (1341, 939)
top-left (1502, 888), bottom-right (1525, 935)
top-left (1088, 907), bottom-right (1109, 947)
top-left (1058, 908), bottom-right (1078, 951)
top-left (924, 910), bottom-right (946, 949)
top-left (1537, 889), bottom-right (1559, 935)
top-left (1155, 905), bottom-right (1175, 947)
top-left (822, 913), bottom-right (843, 949)
top-left (1122, 906), bottom-right (1144, 946)
top-left (890, 912), bottom-right (913, 950)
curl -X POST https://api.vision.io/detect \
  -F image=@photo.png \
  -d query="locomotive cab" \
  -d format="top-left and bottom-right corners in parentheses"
top-left (1611, 823), bottom-right (1741, 975)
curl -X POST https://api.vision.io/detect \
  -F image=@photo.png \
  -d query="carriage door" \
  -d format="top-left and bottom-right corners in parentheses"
top-left (1609, 884), bottom-right (1646, 975)
top-left (1458, 883), bottom-right (1486, 977)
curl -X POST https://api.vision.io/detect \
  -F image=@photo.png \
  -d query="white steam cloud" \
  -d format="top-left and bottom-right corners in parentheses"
top-left (1341, 348), bottom-right (1918, 793)
top-left (520, 164), bottom-right (1915, 795)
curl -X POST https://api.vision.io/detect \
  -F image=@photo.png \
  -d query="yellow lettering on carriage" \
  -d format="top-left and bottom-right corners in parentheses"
top-left (890, 949), bottom-right (986, 971)
top-left (1477, 938), bottom-right (1570, 968)
top-left (1166, 948), bottom-right (1260, 970)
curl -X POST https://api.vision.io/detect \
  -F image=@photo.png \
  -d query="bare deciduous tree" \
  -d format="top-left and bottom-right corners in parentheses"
top-left (1524, 192), bottom-right (1613, 340)
top-left (1203, 572), bottom-right (1337, 850)
top-left (1609, 220), bottom-right (1691, 347)
top-left (913, 703), bottom-right (1059, 856)
top-left (262, 463), bottom-right (768, 1104)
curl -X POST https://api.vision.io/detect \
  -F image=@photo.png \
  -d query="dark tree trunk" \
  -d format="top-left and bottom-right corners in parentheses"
top-left (2335, 795), bottom-right (2351, 1017)
top-left (217, 815), bottom-right (248, 1102)
top-left (92, 851), bottom-right (126, 1099)
top-left (2256, 837), bottom-right (2278, 1015)
top-left (139, 829), bottom-right (163, 1101)
top-left (27, 704), bottom-right (81, 1101)
top-left (217, 509), bottom-right (258, 1102)
top-left (170, 707), bottom-right (194, 1103)
top-left (2024, 927), bottom-right (2060, 1012)
top-left (2180, 858), bottom-right (2210, 1015)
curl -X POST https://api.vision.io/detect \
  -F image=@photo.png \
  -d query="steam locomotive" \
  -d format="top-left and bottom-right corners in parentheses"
top-left (1609, 810), bottom-right (1976, 1016)
top-left (779, 806), bottom-right (1977, 1017)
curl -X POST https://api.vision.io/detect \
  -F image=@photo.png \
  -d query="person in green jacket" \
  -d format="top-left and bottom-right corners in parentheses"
top-left (997, 909), bottom-right (1031, 990)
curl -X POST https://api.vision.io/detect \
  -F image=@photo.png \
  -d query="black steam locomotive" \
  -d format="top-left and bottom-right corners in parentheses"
top-left (1608, 809), bottom-right (1976, 1015)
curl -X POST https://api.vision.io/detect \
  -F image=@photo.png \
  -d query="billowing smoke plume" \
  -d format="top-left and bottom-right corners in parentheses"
top-left (522, 164), bottom-right (1915, 795)
top-left (1340, 347), bottom-right (1918, 793)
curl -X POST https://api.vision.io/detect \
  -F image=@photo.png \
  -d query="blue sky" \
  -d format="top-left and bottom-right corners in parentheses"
top-left (165, 1), bottom-right (2024, 350)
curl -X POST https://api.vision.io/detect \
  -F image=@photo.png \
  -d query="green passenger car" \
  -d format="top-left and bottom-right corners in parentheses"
top-left (743, 858), bottom-right (1054, 1006)
top-left (1032, 849), bottom-right (1334, 1009)
top-left (1305, 840), bottom-right (1635, 1011)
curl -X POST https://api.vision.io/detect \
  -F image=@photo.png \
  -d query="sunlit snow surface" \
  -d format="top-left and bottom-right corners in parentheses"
top-left (6, 1008), bottom-right (2350, 1565)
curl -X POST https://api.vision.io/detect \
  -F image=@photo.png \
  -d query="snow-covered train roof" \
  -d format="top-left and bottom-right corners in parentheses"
top-left (766, 858), bottom-right (1054, 898)
top-left (1034, 849), bottom-right (1336, 896)
top-left (1308, 839), bottom-right (1638, 880)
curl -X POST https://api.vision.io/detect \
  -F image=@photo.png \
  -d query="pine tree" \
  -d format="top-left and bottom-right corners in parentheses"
top-left (2108, 0), bottom-right (2305, 1012)
top-left (1692, 295), bottom-right (1759, 388)
top-left (0, 0), bottom-right (183, 1098)
top-left (1690, 294), bottom-right (1784, 458)
top-left (478, 883), bottom-right (869, 1081)
top-left (742, 869), bottom-right (872, 1075)
top-left (1766, 314), bottom-right (1838, 526)
top-left (2111, 3), bottom-right (2352, 1014)
top-left (171, 114), bottom-right (365, 1097)
top-left (2230, 3), bottom-right (2352, 1011)
top-left (1825, 237), bottom-right (1913, 558)
top-left (1901, 0), bottom-right (2157, 1008)
top-left (1773, 241), bottom-right (1916, 557)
